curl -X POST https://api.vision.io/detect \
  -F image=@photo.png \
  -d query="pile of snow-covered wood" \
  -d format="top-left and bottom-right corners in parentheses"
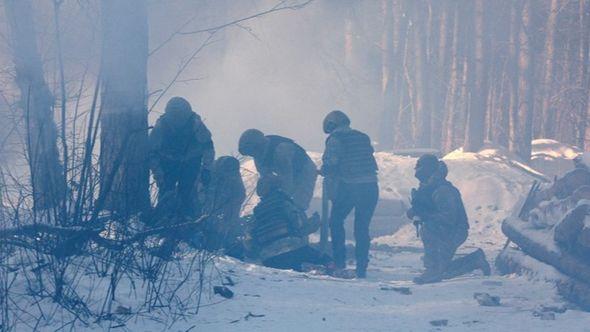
top-left (497, 150), bottom-right (590, 310)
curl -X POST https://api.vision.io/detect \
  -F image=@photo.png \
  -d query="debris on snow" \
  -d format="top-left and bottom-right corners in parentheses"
top-left (214, 286), bottom-right (234, 299)
top-left (474, 292), bottom-right (501, 306)
top-left (430, 319), bottom-right (449, 327)
top-left (379, 285), bottom-right (412, 295)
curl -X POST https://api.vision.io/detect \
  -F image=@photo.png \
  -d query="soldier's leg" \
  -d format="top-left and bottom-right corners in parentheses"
top-left (330, 184), bottom-right (355, 269)
top-left (442, 248), bottom-right (490, 279)
top-left (178, 162), bottom-right (201, 218)
top-left (292, 164), bottom-right (318, 211)
top-left (414, 224), bottom-right (457, 283)
top-left (157, 161), bottom-right (178, 197)
top-left (352, 182), bottom-right (379, 277)
top-left (420, 225), bottom-right (448, 272)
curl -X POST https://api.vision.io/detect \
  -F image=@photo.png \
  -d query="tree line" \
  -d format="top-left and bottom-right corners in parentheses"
top-left (340, 0), bottom-right (590, 158)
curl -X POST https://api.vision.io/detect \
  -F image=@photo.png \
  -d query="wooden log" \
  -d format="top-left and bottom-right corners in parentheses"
top-left (502, 217), bottom-right (590, 283)
top-left (496, 246), bottom-right (590, 311)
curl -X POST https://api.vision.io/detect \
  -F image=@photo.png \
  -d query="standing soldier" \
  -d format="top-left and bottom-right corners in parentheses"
top-left (148, 97), bottom-right (214, 219)
top-left (238, 129), bottom-right (317, 210)
top-left (321, 110), bottom-right (378, 278)
top-left (407, 154), bottom-right (490, 284)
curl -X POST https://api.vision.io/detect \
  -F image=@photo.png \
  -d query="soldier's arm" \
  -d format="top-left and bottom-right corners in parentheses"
top-left (422, 187), bottom-right (460, 228)
top-left (194, 119), bottom-right (215, 171)
top-left (274, 142), bottom-right (297, 194)
top-left (320, 136), bottom-right (343, 177)
top-left (148, 121), bottom-right (164, 178)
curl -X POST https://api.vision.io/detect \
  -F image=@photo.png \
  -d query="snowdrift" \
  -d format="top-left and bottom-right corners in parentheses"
top-left (531, 139), bottom-right (582, 178)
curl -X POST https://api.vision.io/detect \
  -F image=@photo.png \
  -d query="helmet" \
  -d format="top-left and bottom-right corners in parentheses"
top-left (437, 160), bottom-right (448, 179)
top-left (415, 154), bottom-right (439, 183)
top-left (165, 96), bottom-right (192, 113)
top-left (238, 129), bottom-right (266, 156)
top-left (214, 156), bottom-right (240, 175)
top-left (323, 110), bottom-right (351, 134)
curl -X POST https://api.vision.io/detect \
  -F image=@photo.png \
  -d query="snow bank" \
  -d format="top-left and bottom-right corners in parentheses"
top-left (531, 139), bottom-right (582, 178)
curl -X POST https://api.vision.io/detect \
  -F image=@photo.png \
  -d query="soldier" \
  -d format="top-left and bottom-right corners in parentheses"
top-left (148, 97), bottom-right (214, 219)
top-left (238, 129), bottom-right (317, 210)
top-left (248, 175), bottom-right (326, 271)
top-left (202, 156), bottom-right (246, 258)
top-left (407, 154), bottom-right (490, 284)
top-left (321, 110), bottom-right (378, 278)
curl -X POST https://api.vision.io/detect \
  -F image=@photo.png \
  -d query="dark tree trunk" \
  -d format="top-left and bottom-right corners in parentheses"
top-left (431, 0), bottom-right (450, 151)
top-left (508, 1), bottom-right (521, 154)
top-left (577, 0), bottom-right (589, 150)
top-left (394, 0), bottom-right (411, 148)
top-left (464, 0), bottom-right (488, 152)
top-left (378, 0), bottom-right (395, 151)
top-left (410, 1), bottom-right (430, 148)
top-left (516, 0), bottom-right (535, 161)
top-left (443, 0), bottom-right (461, 153)
top-left (99, 0), bottom-right (150, 217)
top-left (4, 0), bottom-right (64, 210)
top-left (540, 0), bottom-right (560, 139)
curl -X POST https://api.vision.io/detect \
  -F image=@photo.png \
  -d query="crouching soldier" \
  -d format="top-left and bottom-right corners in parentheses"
top-left (248, 175), bottom-right (327, 271)
top-left (321, 110), bottom-right (378, 278)
top-left (407, 154), bottom-right (491, 284)
top-left (238, 129), bottom-right (317, 210)
top-left (148, 97), bottom-right (214, 219)
top-left (202, 156), bottom-right (246, 258)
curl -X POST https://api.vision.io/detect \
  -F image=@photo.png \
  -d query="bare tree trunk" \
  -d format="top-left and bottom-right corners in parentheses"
top-left (516, 0), bottom-right (535, 161)
top-left (4, 0), bottom-right (64, 210)
top-left (395, 4), bottom-right (413, 148)
top-left (540, 0), bottom-right (560, 139)
top-left (432, 0), bottom-right (451, 151)
top-left (443, 0), bottom-right (461, 153)
top-left (508, 1), bottom-right (521, 154)
top-left (378, 0), bottom-right (395, 151)
top-left (410, 1), bottom-right (430, 148)
top-left (99, 0), bottom-right (150, 217)
top-left (464, 0), bottom-right (488, 152)
top-left (585, 2), bottom-right (590, 151)
top-left (577, 0), bottom-right (589, 150)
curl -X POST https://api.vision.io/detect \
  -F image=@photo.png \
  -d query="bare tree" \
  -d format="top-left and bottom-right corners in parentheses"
top-left (3, 0), bottom-right (64, 210)
top-left (99, 0), bottom-right (150, 217)
top-left (516, 0), bottom-right (536, 160)
top-left (540, 0), bottom-right (561, 139)
top-left (464, 0), bottom-right (488, 152)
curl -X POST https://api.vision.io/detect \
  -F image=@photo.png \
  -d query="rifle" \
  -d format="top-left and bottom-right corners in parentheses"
top-left (409, 189), bottom-right (422, 238)
top-left (502, 180), bottom-right (540, 250)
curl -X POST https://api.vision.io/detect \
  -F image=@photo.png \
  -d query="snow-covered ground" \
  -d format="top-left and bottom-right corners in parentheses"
top-left (221, 143), bottom-right (590, 331)
top-left (5, 143), bottom-right (590, 331)
top-left (192, 251), bottom-right (590, 332)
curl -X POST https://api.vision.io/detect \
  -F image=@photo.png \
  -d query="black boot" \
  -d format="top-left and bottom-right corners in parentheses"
top-left (442, 248), bottom-right (490, 280)
top-left (413, 268), bottom-right (443, 284)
